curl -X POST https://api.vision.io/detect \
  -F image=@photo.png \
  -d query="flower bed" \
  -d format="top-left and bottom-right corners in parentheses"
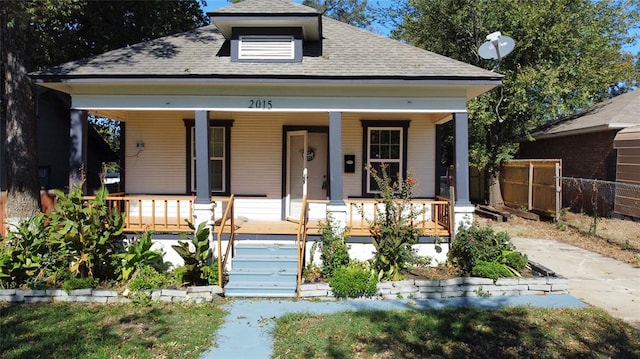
top-left (300, 261), bottom-right (568, 299)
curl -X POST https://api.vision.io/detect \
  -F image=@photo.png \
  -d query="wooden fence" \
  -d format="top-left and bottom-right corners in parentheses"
top-left (500, 159), bottom-right (562, 218)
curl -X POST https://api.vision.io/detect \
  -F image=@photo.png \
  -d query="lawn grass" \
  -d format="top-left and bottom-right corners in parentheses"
top-left (0, 301), bottom-right (225, 359)
top-left (272, 307), bottom-right (640, 359)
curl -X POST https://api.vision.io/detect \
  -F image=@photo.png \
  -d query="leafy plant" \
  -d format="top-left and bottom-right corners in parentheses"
top-left (471, 261), bottom-right (513, 280)
top-left (115, 231), bottom-right (165, 281)
top-left (0, 213), bottom-right (51, 288)
top-left (172, 221), bottom-right (215, 286)
top-left (367, 165), bottom-right (421, 281)
top-left (448, 223), bottom-right (528, 277)
top-left (128, 265), bottom-right (172, 292)
top-left (329, 263), bottom-right (378, 299)
top-left (62, 277), bottom-right (97, 293)
top-left (46, 185), bottom-right (126, 280)
top-left (315, 214), bottom-right (350, 278)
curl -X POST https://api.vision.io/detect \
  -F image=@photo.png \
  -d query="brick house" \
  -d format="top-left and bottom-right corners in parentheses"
top-left (518, 89), bottom-right (640, 215)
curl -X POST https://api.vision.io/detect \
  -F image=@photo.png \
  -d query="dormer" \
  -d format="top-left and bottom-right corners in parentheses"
top-left (208, 0), bottom-right (322, 63)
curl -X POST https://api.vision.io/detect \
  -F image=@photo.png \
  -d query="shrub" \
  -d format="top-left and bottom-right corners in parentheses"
top-left (115, 231), bottom-right (165, 281)
top-left (46, 185), bottom-right (126, 280)
top-left (315, 214), bottom-right (350, 278)
top-left (0, 213), bottom-right (53, 288)
top-left (62, 277), bottom-right (97, 293)
top-left (128, 265), bottom-right (172, 292)
top-left (367, 165), bottom-right (422, 281)
top-left (448, 223), bottom-right (527, 276)
top-left (172, 222), bottom-right (215, 286)
top-left (471, 261), bottom-right (513, 280)
top-left (329, 263), bottom-right (378, 299)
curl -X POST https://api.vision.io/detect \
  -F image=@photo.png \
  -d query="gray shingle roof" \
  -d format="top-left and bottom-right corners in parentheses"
top-left (31, 1), bottom-right (499, 81)
top-left (532, 90), bottom-right (640, 138)
top-left (212, 0), bottom-right (319, 14)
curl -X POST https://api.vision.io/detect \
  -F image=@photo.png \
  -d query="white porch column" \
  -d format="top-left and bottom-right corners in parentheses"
top-left (452, 112), bottom-right (473, 236)
top-left (69, 109), bottom-right (88, 193)
top-left (327, 112), bottom-right (348, 228)
top-left (193, 110), bottom-right (215, 235)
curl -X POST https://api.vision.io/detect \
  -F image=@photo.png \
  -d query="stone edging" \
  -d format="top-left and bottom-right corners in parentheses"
top-left (300, 276), bottom-right (568, 299)
top-left (0, 285), bottom-right (224, 304)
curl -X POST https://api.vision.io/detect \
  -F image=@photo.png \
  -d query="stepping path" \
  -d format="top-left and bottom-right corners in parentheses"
top-left (200, 295), bottom-right (586, 358)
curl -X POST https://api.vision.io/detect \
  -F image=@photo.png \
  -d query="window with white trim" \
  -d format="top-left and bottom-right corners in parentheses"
top-left (238, 35), bottom-right (295, 60)
top-left (361, 120), bottom-right (410, 195)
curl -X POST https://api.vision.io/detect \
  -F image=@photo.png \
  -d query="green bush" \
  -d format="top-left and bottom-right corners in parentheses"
top-left (46, 185), bottom-right (126, 280)
top-left (315, 214), bottom-right (350, 278)
top-left (115, 231), bottom-right (165, 281)
top-left (128, 265), bottom-right (172, 292)
top-left (0, 213), bottom-right (54, 288)
top-left (501, 250), bottom-right (528, 272)
top-left (329, 263), bottom-right (378, 299)
top-left (172, 222), bottom-right (216, 286)
top-left (62, 277), bottom-right (97, 293)
top-left (471, 261), bottom-right (513, 280)
top-left (448, 223), bottom-right (527, 277)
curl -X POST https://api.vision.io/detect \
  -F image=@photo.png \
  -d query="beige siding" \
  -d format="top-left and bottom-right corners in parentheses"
top-left (125, 111), bottom-right (187, 194)
top-left (123, 110), bottom-right (439, 204)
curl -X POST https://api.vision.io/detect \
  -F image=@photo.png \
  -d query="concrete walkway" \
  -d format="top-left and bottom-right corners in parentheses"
top-left (200, 295), bottom-right (586, 359)
top-left (512, 237), bottom-right (640, 327)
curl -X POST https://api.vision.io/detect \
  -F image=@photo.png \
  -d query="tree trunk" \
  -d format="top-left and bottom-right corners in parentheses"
top-left (487, 170), bottom-right (504, 208)
top-left (1, 4), bottom-right (41, 225)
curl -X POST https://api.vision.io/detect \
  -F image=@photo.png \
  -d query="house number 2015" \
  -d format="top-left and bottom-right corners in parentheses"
top-left (248, 99), bottom-right (273, 109)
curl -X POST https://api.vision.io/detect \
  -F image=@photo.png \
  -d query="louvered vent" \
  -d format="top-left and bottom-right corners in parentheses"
top-left (238, 35), bottom-right (295, 60)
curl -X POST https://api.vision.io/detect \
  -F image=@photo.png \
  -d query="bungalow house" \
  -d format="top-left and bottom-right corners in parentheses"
top-left (518, 89), bottom-right (640, 216)
top-left (30, 0), bottom-right (501, 296)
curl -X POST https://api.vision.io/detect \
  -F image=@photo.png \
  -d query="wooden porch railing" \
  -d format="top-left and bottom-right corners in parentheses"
top-left (346, 198), bottom-right (452, 237)
top-left (216, 195), bottom-right (235, 288)
top-left (296, 195), bottom-right (309, 297)
top-left (83, 195), bottom-right (194, 232)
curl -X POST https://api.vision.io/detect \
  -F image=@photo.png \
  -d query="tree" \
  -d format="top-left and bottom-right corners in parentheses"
top-left (1, 0), bottom-right (209, 224)
top-left (302, 0), bottom-right (372, 28)
top-left (389, 0), bottom-right (639, 206)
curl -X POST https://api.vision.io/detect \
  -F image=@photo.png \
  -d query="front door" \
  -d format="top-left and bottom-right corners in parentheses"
top-left (286, 131), bottom-right (308, 221)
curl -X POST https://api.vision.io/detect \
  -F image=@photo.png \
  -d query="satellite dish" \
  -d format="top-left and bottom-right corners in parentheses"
top-left (478, 31), bottom-right (515, 61)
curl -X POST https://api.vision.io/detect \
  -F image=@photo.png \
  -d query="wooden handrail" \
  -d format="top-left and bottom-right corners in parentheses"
top-left (82, 195), bottom-right (194, 232)
top-left (216, 195), bottom-right (235, 288)
top-left (345, 198), bottom-right (452, 236)
top-left (296, 195), bottom-right (309, 297)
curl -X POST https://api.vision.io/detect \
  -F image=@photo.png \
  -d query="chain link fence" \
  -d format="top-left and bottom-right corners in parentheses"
top-left (561, 177), bottom-right (640, 219)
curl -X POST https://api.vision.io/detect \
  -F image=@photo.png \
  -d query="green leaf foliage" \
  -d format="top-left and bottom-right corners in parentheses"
top-left (448, 223), bottom-right (527, 278)
top-left (315, 214), bottom-right (350, 278)
top-left (367, 165), bottom-right (421, 281)
top-left (329, 263), bottom-right (378, 299)
top-left (171, 221), bottom-right (215, 286)
top-left (115, 231), bottom-right (165, 281)
top-left (389, 0), bottom-right (639, 174)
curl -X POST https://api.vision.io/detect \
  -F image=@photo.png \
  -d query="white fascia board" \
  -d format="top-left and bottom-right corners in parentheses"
top-left (72, 94), bottom-right (468, 113)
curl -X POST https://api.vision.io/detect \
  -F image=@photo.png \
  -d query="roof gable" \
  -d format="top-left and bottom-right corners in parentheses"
top-left (30, 0), bottom-right (501, 91)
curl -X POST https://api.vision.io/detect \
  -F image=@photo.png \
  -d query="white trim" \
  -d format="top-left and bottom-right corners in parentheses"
top-left (72, 95), bottom-right (469, 113)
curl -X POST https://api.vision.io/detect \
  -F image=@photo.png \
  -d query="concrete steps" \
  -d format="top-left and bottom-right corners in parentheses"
top-left (224, 244), bottom-right (298, 298)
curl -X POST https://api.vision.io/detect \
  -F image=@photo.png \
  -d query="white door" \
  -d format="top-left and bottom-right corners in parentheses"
top-left (286, 130), bottom-right (308, 221)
